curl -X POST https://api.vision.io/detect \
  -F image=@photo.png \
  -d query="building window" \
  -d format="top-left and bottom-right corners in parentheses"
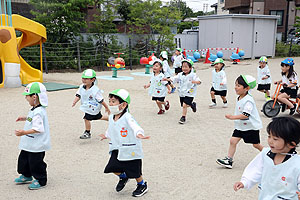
top-left (220, 0), bottom-right (224, 3)
top-left (270, 10), bottom-right (284, 26)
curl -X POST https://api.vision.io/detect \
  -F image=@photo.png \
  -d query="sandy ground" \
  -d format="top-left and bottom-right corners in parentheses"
top-left (1, 57), bottom-right (300, 200)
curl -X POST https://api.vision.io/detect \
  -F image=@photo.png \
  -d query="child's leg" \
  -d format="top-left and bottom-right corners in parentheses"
top-left (252, 143), bottom-right (263, 151)
top-left (221, 96), bottom-right (227, 103)
top-left (17, 150), bottom-right (32, 178)
top-left (265, 90), bottom-right (270, 97)
top-left (182, 102), bottom-right (188, 117)
top-left (278, 93), bottom-right (294, 108)
top-left (136, 176), bottom-right (144, 183)
top-left (84, 119), bottom-right (91, 131)
top-left (28, 151), bottom-right (47, 186)
top-left (210, 90), bottom-right (216, 102)
top-left (132, 176), bottom-right (148, 197)
top-left (156, 100), bottom-right (164, 110)
top-left (228, 137), bottom-right (241, 159)
top-left (258, 89), bottom-right (264, 93)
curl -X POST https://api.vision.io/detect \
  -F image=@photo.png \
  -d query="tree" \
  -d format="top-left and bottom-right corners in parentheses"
top-left (29, 0), bottom-right (93, 43)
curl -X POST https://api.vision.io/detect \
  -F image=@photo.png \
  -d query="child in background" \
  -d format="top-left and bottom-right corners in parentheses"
top-left (72, 69), bottom-right (110, 139)
top-left (100, 89), bottom-right (150, 197)
top-left (274, 58), bottom-right (298, 115)
top-left (209, 58), bottom-right (228, 108)
top-left (216, 75), bottom-right (263, 169)
top-left (167, 59), bottom-right (201, 124)
top-left (234, 117), bottom-right (300, 200)
top-left (144, 59), bottom-right (171, 114)
top-left (160, 51), bottom-right (176, 93)
top-left (257, 56), bottom-right (272, 101)
top-left (15, 82), bottom-right (50, 190)
top-left (173, 48), bottom-right (184, 75)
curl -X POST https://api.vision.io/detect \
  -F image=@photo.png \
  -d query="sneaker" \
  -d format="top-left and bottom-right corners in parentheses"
top-left (28, 180), bottom-right (46, 190)
top-left (79, 131), bottom-right (91, 139)
top-left (209, 102), bottom-right (217, 107)
top-left (191, 102), bottom-right (197, 112)
top-left (165, 101), bottom-right (170, 110)
top-left (170, 87), bottom-right (176, 94)
top-left (14, 175), bottom-right (32, 184)
top-left (132, 182), bottom-right (148, 197)
top-left (178, 117), bottom-right (186, 124)
top-left (216, 157), bottom-right (233, 169)
top-left (290, 104), bottom-right (297, 115)
top-left (281, 104), bottom-right (286, 112)
top-left (157, 109), bottom-right (165, 115)
top-left (223, 103), bottom-right (228, 108)
top-left (116, 177), bottom-right (129, 192)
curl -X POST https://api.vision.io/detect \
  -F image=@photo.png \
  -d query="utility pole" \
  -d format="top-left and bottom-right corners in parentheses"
top-left (285, 0), bottom-right (292, 42)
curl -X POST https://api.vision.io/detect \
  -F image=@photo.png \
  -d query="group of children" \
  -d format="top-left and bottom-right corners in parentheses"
top-left (13, 49), bottom-right (300, 198)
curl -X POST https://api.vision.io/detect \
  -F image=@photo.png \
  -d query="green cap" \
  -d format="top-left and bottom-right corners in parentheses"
top-left (109, 89), bottom-right (131, 104)
top-left (259, 56), bottom-right (267, 63)
top-left (23, 82), bottom-right (48, 106)
top-left (182, 59), bottom-right (194, 67)
top-left (160, 51), bottom-right (168, 59)
top-left (176, 48), bottom-right (182, 53)
top-left (241, 75), bottom-right (256, 89)
top-left (213, 58), bottom-right (225, 65)
top-left (82, 69), bottom-right (96, 78)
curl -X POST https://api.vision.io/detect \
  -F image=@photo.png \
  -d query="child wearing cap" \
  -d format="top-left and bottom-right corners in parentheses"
top-left (173, 48), bottom-right (184, 75)
top-left (274, 58), bottom-right (298, 115)
top-left (72, 69), bottom-right (110, 139)
top-left (166, 59), bottom-right (201, 124)
top-left (144, 59), bottom-right (171, 114)
top-left (160, 51), bottom-right (176, 93)
top-left (257, 56), bottom-right (272, 101)
top-left (216, 75), bottom-right (263, 169)
top-left (100, 89), bottom-right (150, 197)
top-left (209, 58), bottom-right (228, 108)
top-left (14, 82), bottom-right (50, 190)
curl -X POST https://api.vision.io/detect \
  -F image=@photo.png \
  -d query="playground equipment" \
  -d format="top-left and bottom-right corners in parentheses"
top-left (262, 83), bottom-right (300, 117)
top-left (0, 0), bottom-right (47, 88)
top-left (107, 53), bottom-right (125, 78)
top-left (230, 49), bottom-right (245, 64)
top-left (203, 47), bottom-right (239, 64)
top-left (139, 52), bottom-right (157, 74)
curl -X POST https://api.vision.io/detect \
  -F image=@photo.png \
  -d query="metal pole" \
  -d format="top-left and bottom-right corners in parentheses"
top-left (129, 37), bottom-right (132, 70)
top-left (284, 0), bottom-right (291, 42)
top-left (77, 42), bottom-right (81, 72)
top-left (42, 44), bottom-right (48, 74)
top-left (100, 41), bottom-right (104, 71)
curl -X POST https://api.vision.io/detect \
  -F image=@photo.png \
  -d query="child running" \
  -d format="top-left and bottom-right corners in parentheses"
top-left (166, 59), bottom-right (201, 124)
top-left (100, 89), bottom-right (150, 197)
top-left (274, 58), bottom-right (298, 115)
top-left (72, 69), bottom-right (110, 139)
top-left (209, 58), bottom-right (228, 108)
top-left (257, 56), bottom-right (272, 101)
top-left (216, 75), bottom-right (263, 169)
top-left (234, 117), bottom-right (300, 200)
top-left (173, 48), bottom-right (184, 75)
top-left (144, 59), bottom-right (171, 114)
top-left (160, 51), bottom-right (176, 93)
top-left (14, 82), bottom-right (50, 190)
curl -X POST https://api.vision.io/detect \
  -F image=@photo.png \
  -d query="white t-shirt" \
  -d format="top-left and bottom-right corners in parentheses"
top-left (212, 69), bottom-right (227, 91)
top-left (171, 71), bottom-right (201, 97)
top-left (282, 73), bottom-right (298, 89)
top-left (257, 65), bottom-right (272, 85)
top-left (173, 54), bottom-right (183, 68)
top-left (162, 60), bottom-right (172, 77)
top-left (148, 72), bottom-right (168, 97)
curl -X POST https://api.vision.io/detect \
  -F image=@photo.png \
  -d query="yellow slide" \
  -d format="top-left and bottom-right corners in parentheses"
top-left (0, 14), bottom-right (46, 88)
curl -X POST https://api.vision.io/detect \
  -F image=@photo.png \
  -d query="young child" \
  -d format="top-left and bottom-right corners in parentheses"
top-left (72, 69), bottom-right (110, 139)
top-left (234, 117), bottom-right (300, 200)
top-left (209, 58), bottom-right (228, 108)
top-left (160, 51), bottom-right (176, 93)
top-left (257, 56), bottom-right (272, 101)
top-left (216, 75), bottom-right (263, 169)
top-left (100, 89), bottom-right (150, 197)
top-left (144, 59), bottom-right (171, 114)
top-left (15, 82), bottom-right (50, 190)
top-left (274, 58), bottom-right (298, 115)
top-left (167, 59), bottom-right (201, 124)
top-left (173, 48), bottom-right (184, 75)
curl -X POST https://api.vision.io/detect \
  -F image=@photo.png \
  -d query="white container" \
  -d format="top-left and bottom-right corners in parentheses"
top-left (5, 63), bottom-right (21, 77)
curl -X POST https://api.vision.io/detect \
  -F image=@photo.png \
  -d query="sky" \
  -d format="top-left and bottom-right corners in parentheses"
top-left (162, 0), bottom-right (218, 12)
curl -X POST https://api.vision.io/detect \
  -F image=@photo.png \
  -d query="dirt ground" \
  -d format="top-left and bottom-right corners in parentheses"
top-left (1, 57), bottom-right (299, 199)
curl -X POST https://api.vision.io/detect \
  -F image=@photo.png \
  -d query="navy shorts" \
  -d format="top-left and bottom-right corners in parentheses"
top-left (152, 96), bottom-right (165, 102)
top-left (232, 129), bottom-right (260, 144)
top-left (180, 96), bottom-right (194, 107)
top-left (210, 87), bottom-right (227, 97)
top-left (83, 112), bottom-right (102, 121)
top-left (280, 87), bottom-right (298, 98)
top-left (257, 84), bottom-right (271, 91)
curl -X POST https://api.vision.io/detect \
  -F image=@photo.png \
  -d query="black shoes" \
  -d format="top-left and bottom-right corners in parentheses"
top-left (191, 102), bottom-right (197, 112)
top-left (132, 182), bottom-right (148, 197)
top-left (116, 177), bottom-right (129, 192)
top-left (290, 104), bottom-right (297, 115)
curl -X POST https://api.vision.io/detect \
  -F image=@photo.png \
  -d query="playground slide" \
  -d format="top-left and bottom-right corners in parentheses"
top-left (12, 14), bottom-right (47, 85)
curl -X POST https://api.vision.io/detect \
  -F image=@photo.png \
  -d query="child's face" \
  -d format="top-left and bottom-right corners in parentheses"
top-left (281, 64), bottom-right (290, 73)
top-left (82, 78), bottom-right (94, 86)
top-left (152, 63), bottom-right (162, 74)
top-left (159, 56), bottom-right (163, 61)
top-left (109, 96), bottom-right (127, 110)
top-left (268, 133), bottom-right (294, 154)
top-left (182, 62), bottom-right (191, 73)
top-left (259, 62), bottom-right (266, 68)
top-left (214, 63), bottom-right (223, 71)
top-left (234, 81), bottom-right (249, 96)
top-left (25, 95), bottom-right (37, 106)
top-left (175, 50), bottom-right (180, 56)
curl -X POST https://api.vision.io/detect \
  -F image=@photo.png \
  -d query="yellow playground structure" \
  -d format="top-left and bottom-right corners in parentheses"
top-left (0, 10), bottom-right (46, 88)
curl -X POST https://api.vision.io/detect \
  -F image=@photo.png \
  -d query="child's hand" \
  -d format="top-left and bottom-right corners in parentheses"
top-left (220, 83), bottom-right (224, 85)
top-left (225, 114), bottom-right (233, 120)
top-left (15, 129), bottom-right (25, 136)
top-left (162, 78), bottom-right (168, 81)
top-left (137, 134), bottom-right (150, 139)
top-left (99, 134), bottom-right (107, 141)
top-left (143, 85), bottom-right (147, 89)
top-left (72, 102), bottom-right (76, 107)
top-left (233, 182), bottom-right (244, 191)
top-left (296, 191), bottom-right (300, 199)
top-left (16, 117), bottom-right (26, 122)
top-left (168, 89), bottom-right (171, 94)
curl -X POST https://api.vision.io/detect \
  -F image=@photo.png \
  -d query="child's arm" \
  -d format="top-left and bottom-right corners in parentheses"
top-left (274, 80), bottom-right (282, 84)
top-left (297, 191), bottom-right (300, 200)
top-left (192, 75), bottom-right (201, 85)
top-left (15, 114), bottom-right (44, 136)
top-left (226, 101), bottom-right (253, 120)
top-left (225, 114), bottom-right (248, 120)
top-left (15, 129), bottom-right (38, 136)
top-left (220, 72), bottom-right (227, 85)
top-left (72, 96), bottom-right (80, 107)
top-left (100, 130), bottom-right (109, 140)
top-left (234, 150), bottom-right (264, 191)
top-left (16, 116), bottom-right (27, 122)
top-left (144, 82), bottom-right (151, 89)
top-left (127, 116), bottom-right (150, 139)
top-left (166, 84), bottom-right (171, 94)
